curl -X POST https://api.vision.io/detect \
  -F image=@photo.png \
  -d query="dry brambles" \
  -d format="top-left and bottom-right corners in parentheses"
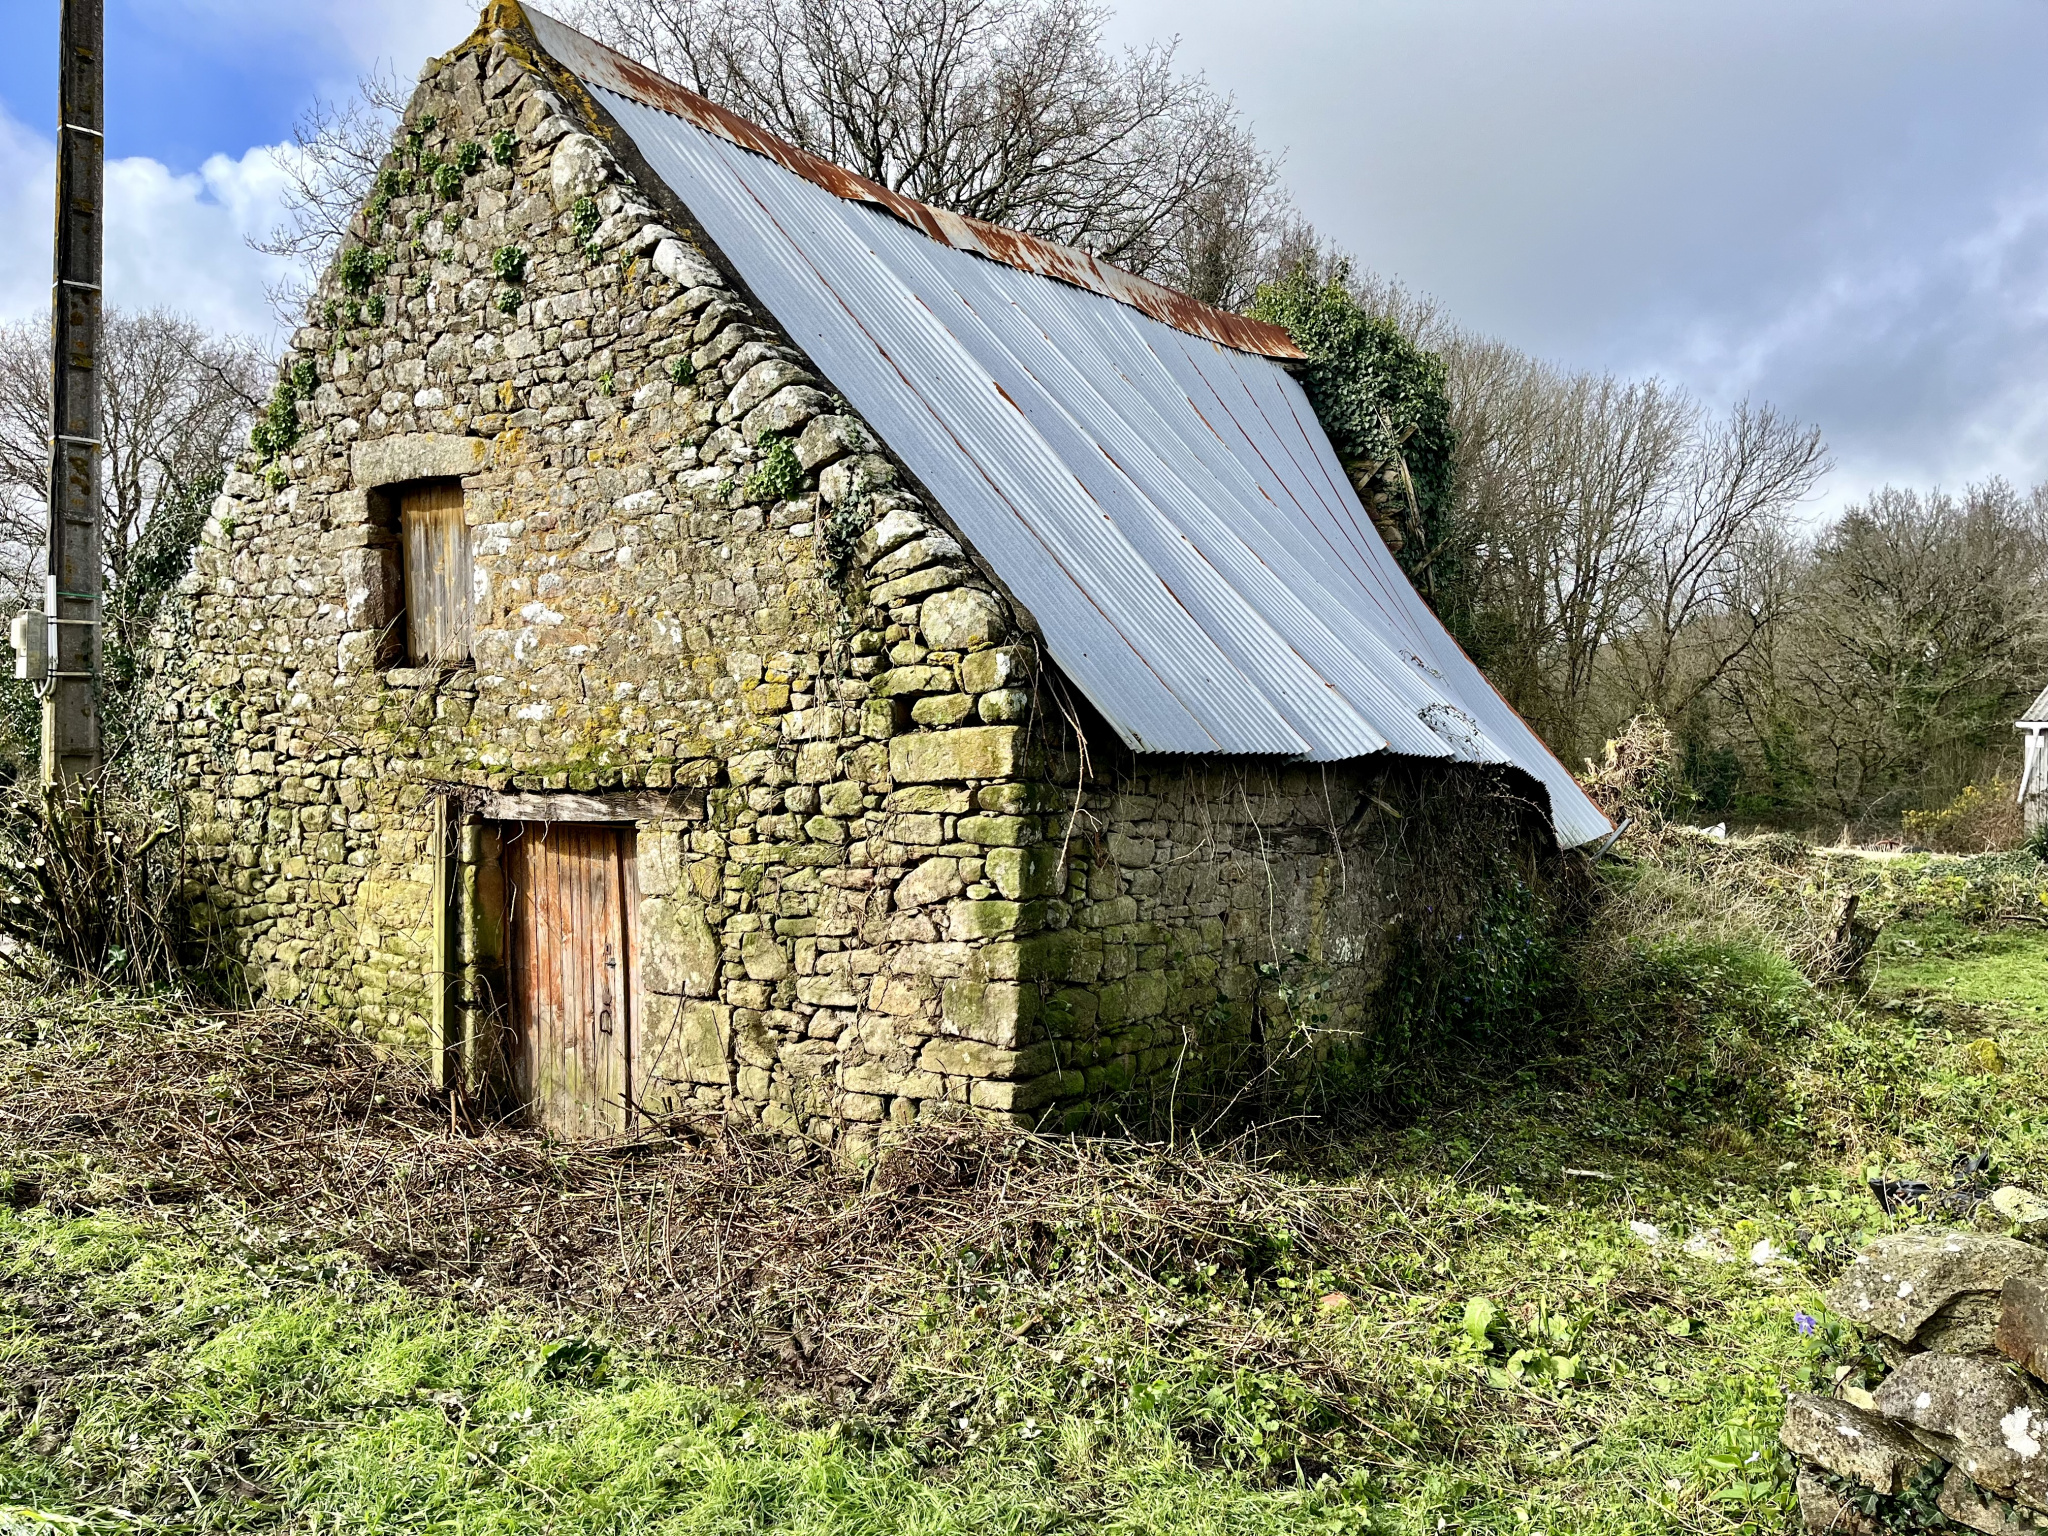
top-left (0, 989), bottom-right (1405, 1437)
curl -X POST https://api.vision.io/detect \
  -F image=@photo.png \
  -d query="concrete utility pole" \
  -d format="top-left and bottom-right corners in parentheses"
top-left (45, 0), bottom-right (105, 784)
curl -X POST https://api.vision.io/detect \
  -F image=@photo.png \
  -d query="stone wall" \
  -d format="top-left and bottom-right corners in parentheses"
top-left (159, 7), bottom-right (1558, 1153)
top-left (1782, 1224), bottom-right (2048, 1534)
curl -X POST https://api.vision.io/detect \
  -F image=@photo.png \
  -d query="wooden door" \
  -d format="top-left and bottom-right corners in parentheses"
top-left (503, 823), bottom-right (638, 1135)
top-left (399, 481), bottom-right (471, 665)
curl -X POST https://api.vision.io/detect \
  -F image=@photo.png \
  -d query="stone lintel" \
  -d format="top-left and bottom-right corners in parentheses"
top-left (479, 790), bottom-right (707, 824)
top-left (351, 432), bottom-right (495, 489)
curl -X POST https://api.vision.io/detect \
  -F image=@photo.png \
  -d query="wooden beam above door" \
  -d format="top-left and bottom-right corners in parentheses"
top-left (478, 788), bottom-right (707, 824)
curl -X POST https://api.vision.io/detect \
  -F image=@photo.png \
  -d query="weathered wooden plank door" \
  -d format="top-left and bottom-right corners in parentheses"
top-left (503, 823), bottom-right (638, 1135)
top-left (399, 481), bottom-right (471, 665)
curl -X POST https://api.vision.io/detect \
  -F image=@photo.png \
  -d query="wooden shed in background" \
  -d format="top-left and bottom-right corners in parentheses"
top-left (2021, 684), bottom-right (2048, 838)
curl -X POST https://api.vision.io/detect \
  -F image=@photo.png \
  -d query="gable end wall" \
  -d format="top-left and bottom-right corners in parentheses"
top-left (159, 13), bottom-right (1555, 1151)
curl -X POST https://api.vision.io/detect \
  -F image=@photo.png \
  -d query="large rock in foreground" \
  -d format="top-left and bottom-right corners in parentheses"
top-left (1780, 1392), bottom-right (1944, 1494)
top-left (1828, 1231), bottom-right (2048, 1349)
top-left (1874, 1350), bottom-right (2048, 1506)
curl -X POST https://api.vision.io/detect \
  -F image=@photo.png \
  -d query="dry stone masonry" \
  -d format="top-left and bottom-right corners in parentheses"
top-left (1782, 1222), bottom-right (2048, 1534)
top-left (158, 5), bottom-right (1557, 1150)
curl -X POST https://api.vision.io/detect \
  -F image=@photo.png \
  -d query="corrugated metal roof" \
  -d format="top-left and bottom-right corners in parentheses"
top-left (520, 7), bottom-right (1613, 848)
top-left (517, 8), bottom-right (1301, 362)
top-left (2022, 683), bottom-right (2048, 725)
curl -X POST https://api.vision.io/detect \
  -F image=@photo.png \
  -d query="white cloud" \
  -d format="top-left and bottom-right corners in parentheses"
top-left (0, 105), bottom-right (297, 343)
top-left (1653, 176), bottom-right (2048, 516)
top-left (103, 147), bottom-right (300, 340)
top-left (0, 0), bottom-right (485, 346)
top-left (1102, 0), bottom-right (2048, 509)
top-left (0, 112), bottom-right (55, 325)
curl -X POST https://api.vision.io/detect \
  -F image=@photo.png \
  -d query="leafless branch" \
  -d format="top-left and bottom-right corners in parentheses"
top-left (0, 309), bottom-right (267, 610)
top-left (568, 0), bottom-right (1296, 306)
top-left (250, 67), bottom-right (411, 327)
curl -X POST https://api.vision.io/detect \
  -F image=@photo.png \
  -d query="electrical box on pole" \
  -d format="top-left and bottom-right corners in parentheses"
top-left (44, 0), bottom-right (104, 784)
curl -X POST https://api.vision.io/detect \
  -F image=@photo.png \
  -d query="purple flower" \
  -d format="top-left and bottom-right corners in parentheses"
top-left (1794, 1310), bottom-right (1817, 1337)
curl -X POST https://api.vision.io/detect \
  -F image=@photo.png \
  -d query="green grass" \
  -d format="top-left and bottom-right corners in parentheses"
top-left (3, 839), bottom-right (2047, 1535)
top-left (1874, 913), bottom-right (2048, 1020)
top-left (0, 1212), bottom-right (1389, 1535)
top-left (1, 1178), bottom-right (1841, 1535)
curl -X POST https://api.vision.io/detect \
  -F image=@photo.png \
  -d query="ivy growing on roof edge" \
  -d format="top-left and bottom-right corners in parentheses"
top-left (1249, 261), bottom-right (1462, 621)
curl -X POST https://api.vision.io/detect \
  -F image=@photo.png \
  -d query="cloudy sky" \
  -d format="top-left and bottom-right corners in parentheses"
top-left (0, 0), bottom-right (2044, 517)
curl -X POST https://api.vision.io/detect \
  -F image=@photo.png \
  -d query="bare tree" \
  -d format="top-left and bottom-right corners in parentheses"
top-left (1775, 482), bottom-right (2048, 820)
top-left (1340, 267), bottom-right (1832, 766)
top-left (569, 0), bottom-right (1295, 306)
top-left (0, 310), bottom-right (266, 650)
top-left (250, 67), bottom-right (412, 325)
top-left (1606, 399), bottom-right (1828, 724)
top-left (1438, 354), bottom-right (1696, 752)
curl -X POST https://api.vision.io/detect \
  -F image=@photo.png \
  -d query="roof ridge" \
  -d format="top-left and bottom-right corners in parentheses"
top-left (508, 4), bottom-right (1305, 361)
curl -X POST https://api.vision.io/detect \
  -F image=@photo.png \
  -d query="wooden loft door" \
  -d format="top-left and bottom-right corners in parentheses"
top-left (398, 480), bottom-right (471, 665)
top-left (503, 823), bottom-right (638, 1135)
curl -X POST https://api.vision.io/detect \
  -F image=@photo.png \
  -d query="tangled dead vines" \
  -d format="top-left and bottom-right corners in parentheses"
top-left (0, 780), bottom-right (182, 988)
top-left (0, 989), bottom-right (1410, 1438)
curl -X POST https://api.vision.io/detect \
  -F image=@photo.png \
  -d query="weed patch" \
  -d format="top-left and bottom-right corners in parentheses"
top-left (2, 835), bottom-right (2046, 1532)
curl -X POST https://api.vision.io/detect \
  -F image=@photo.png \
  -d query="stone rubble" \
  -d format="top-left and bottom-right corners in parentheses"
top-left (1783, 1219), bottom-right (2048, 1534)
top-left (1828, 1231), bottom-right (2048, 1355)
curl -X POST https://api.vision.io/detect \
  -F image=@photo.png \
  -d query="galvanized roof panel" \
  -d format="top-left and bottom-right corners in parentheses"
top-left (2023, 683), bottom-right (2048, 726)
top-left (519, 8), bottom-right (1302, 361)
top-left (520, 10), bottom-right (1611, 847)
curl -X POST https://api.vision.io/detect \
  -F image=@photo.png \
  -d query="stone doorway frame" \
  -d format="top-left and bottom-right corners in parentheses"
top-left (428, 787), bottom-right (707, 1122)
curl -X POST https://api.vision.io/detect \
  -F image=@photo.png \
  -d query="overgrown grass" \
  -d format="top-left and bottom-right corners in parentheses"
top-left (2, 837), bottom-right (2046, 1534)
top-left (1876, 913), bottom-right (2048, 1019)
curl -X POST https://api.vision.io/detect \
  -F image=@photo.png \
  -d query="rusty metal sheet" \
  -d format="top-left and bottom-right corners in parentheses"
top-left (670, 112), bottom-right (1307, 752)
top-left (516, 11), bottom-right (1611, 847)
top-left (521, 7), bottom-right (1303, 362)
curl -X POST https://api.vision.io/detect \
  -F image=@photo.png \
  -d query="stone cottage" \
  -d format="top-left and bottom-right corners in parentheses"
top-left (163, 0), bottom-right (1611, 1152)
